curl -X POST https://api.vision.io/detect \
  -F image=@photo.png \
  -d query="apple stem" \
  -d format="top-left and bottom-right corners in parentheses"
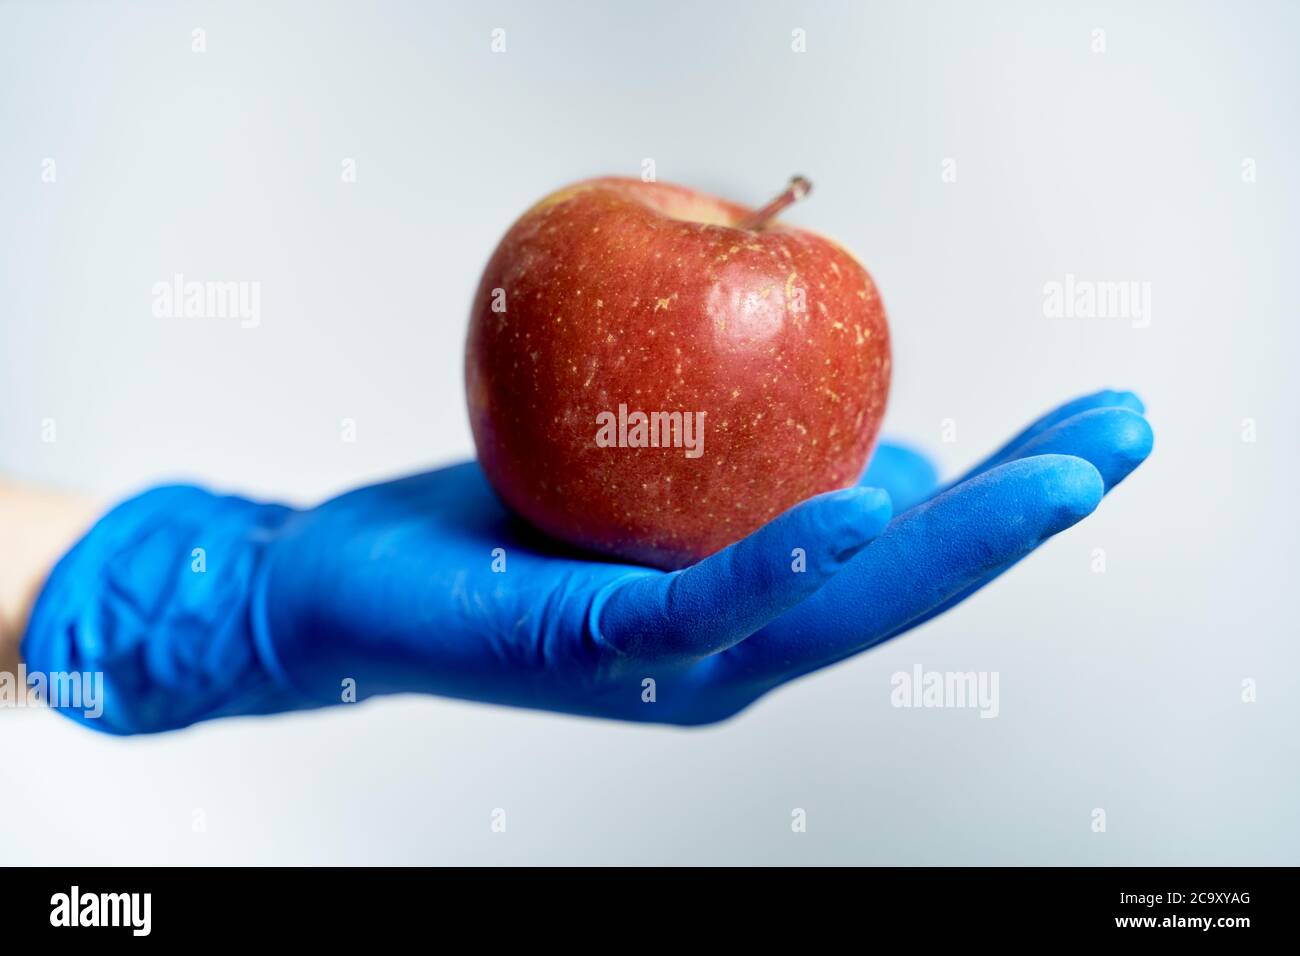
top-left (742, 175), bottom-right (812, 230)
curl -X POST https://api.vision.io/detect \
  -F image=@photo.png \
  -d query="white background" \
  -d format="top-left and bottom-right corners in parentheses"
top-left (2, 0), bottom-right (1296, 864)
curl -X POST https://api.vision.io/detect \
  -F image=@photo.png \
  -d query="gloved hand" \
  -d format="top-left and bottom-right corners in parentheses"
top-left (22, 389), bottom-right (1152, 734)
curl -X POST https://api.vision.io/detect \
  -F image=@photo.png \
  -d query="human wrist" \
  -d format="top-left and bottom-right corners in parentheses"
top-left (20, 483), bottom-right (313, 734)
top-left (0, 480), bottom-right (100, 678)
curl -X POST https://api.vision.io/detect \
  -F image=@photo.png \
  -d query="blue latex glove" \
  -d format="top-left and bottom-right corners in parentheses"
top-left (22, 389), bottom-right (1152, 734)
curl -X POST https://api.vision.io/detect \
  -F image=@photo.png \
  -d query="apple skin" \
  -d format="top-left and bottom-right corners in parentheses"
top-left (465, 177), bottom-right (890, 570)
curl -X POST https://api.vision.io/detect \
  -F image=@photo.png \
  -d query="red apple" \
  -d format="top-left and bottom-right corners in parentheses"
top-left (465, 176), bottom-right (891, 569)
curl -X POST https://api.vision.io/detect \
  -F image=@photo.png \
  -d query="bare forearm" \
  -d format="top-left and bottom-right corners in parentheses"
top-left (0, 481), bottom-right (101, 675)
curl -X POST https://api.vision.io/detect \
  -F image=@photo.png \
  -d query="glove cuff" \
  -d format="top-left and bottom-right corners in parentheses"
top-left (21, 483), bottom-right (312, 734)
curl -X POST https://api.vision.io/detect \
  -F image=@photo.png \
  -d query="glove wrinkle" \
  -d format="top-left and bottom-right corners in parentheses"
top-left (22, 484), bottom-right (304, 734)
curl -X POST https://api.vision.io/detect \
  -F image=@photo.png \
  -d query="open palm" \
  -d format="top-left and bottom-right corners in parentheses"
top-left (256, 389), bottom-right (1152, 726)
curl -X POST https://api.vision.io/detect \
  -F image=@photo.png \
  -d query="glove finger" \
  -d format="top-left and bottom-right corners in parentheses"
top-left (860, 390), bottom-right (1142, 517)
top-left (875, 406), bottom-right (1153, 639)
top-left (723, 454), bottom-right (1103, 680)
top-left (858, 441), bottom-right (939, 512)
top-left (947, 388), bottom-right (1144, 489)
top-left (995, 406), bottom-right (1152, 492)
top-left (593, 486), bottom-right (892, 663)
